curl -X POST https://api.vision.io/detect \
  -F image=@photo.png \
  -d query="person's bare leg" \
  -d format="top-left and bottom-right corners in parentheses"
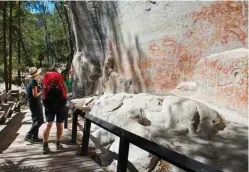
top-left (56, 122), bottom-right (63, 149)
top-left (56, 122), bottom-right (63, 141)
top-left (43, 122), bottom-right (53, 154)
top-left (43, 122), bottom-right (53, 142)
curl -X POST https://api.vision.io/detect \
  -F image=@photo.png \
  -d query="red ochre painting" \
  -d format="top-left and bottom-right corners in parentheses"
top-left (108, 1), bottom-right (248, 113)
top-left (193, 55), bottom-right (248, 113)
top-left (139, 1), bottom-right (248, 91)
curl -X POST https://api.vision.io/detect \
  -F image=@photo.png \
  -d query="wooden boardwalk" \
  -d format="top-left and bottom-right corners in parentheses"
top-left (0, 110), bottom-right (105, 172)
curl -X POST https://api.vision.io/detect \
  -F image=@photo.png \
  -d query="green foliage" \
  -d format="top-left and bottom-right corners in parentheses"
top-left (0, 1), bottom-right (70, 79)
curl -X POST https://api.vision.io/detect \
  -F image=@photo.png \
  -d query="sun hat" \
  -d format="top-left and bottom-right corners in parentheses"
top-left (28, 67), bottom-right (42, 78)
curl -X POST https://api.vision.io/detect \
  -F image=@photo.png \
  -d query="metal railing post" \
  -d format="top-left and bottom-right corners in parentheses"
top-left (117, 135), bottom-right (129, 172)
top-left (71, 109), bottom-right (79, 144)
top-left (81, 118), bottom-right (91, 156)
top-left (64, 106), bottom-right (68, 129)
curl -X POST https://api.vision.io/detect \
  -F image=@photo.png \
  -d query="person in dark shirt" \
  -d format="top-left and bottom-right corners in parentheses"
top-left (24, 67), bottom-right (44, 143)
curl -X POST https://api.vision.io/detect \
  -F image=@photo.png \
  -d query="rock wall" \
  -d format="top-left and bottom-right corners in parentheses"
top-left (69, 1), bottom-right (248, 113)
top-left (193, 48), bottom-right (248, 114)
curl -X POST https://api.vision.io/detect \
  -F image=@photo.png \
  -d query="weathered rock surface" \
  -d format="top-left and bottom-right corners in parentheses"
top-left (171, 48), bottom-right (248, 116)
top-left (69, 1), bottom-right (247, 97)
top-left (68, 93), bottom-right (248, 172)
top-left (67, 1), bottom-right (248, 171)
top-left (72, 52), bottom-right (102, 97)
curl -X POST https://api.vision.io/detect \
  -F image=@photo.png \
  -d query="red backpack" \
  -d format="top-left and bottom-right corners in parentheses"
top-left (42, 72), bottom-right (67, 108)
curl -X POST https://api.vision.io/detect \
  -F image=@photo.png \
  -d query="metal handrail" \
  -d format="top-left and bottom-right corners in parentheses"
top-left (71, 110), bottom-right (222, 172)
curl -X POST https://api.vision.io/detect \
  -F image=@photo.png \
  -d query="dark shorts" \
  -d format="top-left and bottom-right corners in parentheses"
top-left (45, 106), bottom-right (66, 123)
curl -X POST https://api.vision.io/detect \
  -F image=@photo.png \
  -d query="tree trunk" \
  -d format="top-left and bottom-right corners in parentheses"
top-left (63, 3), bottom-right (74, 77)
top-left (8, 1), bottom-right (13, 90)
top-left (54, 2), bottom-right (67, 34)
top-left (18, 1), bottom-right (21, 86)
top-left (39, 59), bottom-right (42, 67)
top-left (3, 2), bottom-right (8, 92)
top-left (19, 32), bottom-right (28, 58)
top-left (42, 2), bottom-right (50, 66)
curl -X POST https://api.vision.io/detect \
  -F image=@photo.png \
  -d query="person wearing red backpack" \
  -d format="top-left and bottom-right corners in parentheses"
top-left (42, 66), bottom-right (67, 154)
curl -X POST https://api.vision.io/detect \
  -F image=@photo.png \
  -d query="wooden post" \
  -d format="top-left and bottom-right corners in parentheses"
top-left (8, 1), bottom-right (13, 90)
top-left (18, 1), bottom-right (21, 86)
top-left (81, 118), bottom-right (91, 156)
top-left (64, 106), bottom-right (68, 129)
top-left (71, 109), bottom-right (78, 144)
top-left (17, 90), bottom-right (20, 112)
top-left (3, 91), bottom-right (7, 103)
top-left (3, 2), bottom-right (8, 92)
top-left (117, 135), bottom-right (130, 172)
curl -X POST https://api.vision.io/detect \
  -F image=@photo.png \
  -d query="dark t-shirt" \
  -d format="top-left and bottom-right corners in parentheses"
top-left (26, 79), bottom-right (41, 103)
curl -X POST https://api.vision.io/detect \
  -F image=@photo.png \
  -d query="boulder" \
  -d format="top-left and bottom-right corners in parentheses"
top-left (83, 93), bottom-right (226, 171)
top-left (70, 92), bottom-right (247, 172)
top-left (162, 96), bottom-right (226, 138)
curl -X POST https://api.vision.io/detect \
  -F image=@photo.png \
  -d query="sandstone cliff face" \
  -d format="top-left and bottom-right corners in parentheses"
top-left (192, 48), bottom-right (248, 114)
top-left (68, 1), bottom-right (248, 113)
top-left (68, 2), bottom-right (248, 171)
top-left (171, 48), bottom-right (248, 115)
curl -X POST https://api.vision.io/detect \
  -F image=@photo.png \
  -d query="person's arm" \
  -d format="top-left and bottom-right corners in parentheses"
top-left (32, 86), bottom-right (42, 97)
top-left (32, 80), bottom-right (42, 97)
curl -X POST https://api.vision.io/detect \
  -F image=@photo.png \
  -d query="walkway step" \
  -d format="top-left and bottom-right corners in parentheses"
top-left (2, 144), bottom-right (77, 154)
top-left (0, 151), bottom-right (104, 172)
top-left (0, 112), bottom-right (19, 131)
top-left (0, 125), bottom-right (6, 132)
top-left (0, 112), bottom-right (26, 153)
top-left (0, 111), bottom-right (105, 172)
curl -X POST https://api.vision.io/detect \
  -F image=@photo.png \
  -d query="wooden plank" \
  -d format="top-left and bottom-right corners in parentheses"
top-left (1, 150), bottom-right (104, 171)
top-left (44, 161), bottom-right (103, 171)
top-left (0, 111), bottom-right (5, 123)
top-left (14, 101), bottom-right (20, 112)
top-left (0, 94), bottom-right (2, 105)
top-left (7, 102), bottom-right (15, 118)
top-left (0, 169), bottom-right (46, 172)
top-left (1, 155), bottom-right (94, 165)
top-left (2, 146), bottom-right (78, 155)
top-left (6, 91), bottom-right (11, 101)
top-left (3, 141), bottom-right (77, 151)
top-left (2, 138), bottom-right (77, 152)
top-left (3, 123), bottom-right (73, 149)
top-left (37, 159), bottom-right (101, 171)
top-left (10, 90), bottom-right (19, 97)
top-left (0, 91), bottom-right (7, 104)
top-left (0, 124), bottom-right (6, 132)
top-left (0, 162), bottom-right (104, 172)
top-left (0, 111), bottom-right (104, 172)
top-left (0, 107), bottom-right (9, 124)
top-left (1, 157), bottom-right (95, 167)
top-left (1, 157), bottom-right (102, 172)
top-left (10, 102), bottom-right (16, 111)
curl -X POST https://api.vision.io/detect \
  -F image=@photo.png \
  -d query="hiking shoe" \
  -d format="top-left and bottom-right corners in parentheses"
top-left (24, 137), bottom-right (34, 143)
top-left (43, 146), bottom-right (51, 154)
top-left (56, 143), bottom-right (63, 150)
top-left (33, 138), bottom-right (43, 143)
